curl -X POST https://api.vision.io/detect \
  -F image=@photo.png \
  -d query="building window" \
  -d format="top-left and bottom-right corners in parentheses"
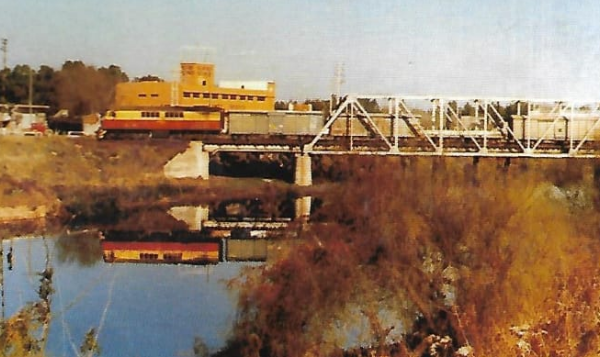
top-left (193, 92), bottom-right (200, 98)
top-left (230, 95), bottom-right (237, 100)
top-left (202, 80), bottom-right (207, 86)
top-left (150, 93), bottom-right (159, 98)
top-left (211, 93), bottom-right (218, 99)
top-left (239, 95), bottom-right (246, 100)
top-left (203, 93), bottom-right (210, 99)
top-left (222, 94), bottom-right (229, 100)
top-left (257, 96), bottom-right (266, 101)
top-left (183, 92), bottom-right (191, 98)
top-left (138, 93), bottom-right (147, 97)
top-left (247, 96), bottom-right (254, 101)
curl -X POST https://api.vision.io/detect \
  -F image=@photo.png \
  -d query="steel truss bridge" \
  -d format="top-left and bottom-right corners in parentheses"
top-left (204, 95), bottom-right (600, 158)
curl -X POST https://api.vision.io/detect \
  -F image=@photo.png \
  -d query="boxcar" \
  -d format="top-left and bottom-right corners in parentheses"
top-left (228, 111), bottom-right (324, 136)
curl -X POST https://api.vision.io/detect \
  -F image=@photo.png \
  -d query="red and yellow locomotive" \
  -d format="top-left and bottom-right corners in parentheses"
top-left (99, 107), bottom-right (224, 138)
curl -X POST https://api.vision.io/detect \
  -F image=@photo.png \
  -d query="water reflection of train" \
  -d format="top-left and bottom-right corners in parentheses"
top-left (100, 230), bottom-right (268, 265)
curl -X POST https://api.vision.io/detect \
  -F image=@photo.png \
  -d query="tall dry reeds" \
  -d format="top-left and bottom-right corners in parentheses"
top-left (228, 157), bottom-right (600, 357)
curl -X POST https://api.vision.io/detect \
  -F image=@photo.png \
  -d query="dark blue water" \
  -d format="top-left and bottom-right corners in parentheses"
top-left (3, 236), bottom-right (251, 357)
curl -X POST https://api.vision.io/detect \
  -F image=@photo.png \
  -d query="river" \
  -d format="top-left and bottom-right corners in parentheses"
top-left (4, 157), bottom-right (600, 357)
top-left (2, 234), bottom-right (255, 357)
top-left (1, 197), bottom-right (287, 357)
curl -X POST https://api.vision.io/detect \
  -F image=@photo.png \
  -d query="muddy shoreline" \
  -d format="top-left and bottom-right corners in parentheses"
top-left (0, 136), bottom-right (308, 236)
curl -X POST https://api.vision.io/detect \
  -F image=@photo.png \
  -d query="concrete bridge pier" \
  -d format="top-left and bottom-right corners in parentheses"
top-left (294, 154), bottom-right (312, 186)
top-left (294, 196), bottom-right (312, 220)
top-left (168, 205), bottom-right (210, 231)
top-left (164, 141), bottom-right (210, 179)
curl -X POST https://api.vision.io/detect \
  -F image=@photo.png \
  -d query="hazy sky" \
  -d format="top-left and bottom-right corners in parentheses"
top-left (2, 0), bottom-right (600, 100)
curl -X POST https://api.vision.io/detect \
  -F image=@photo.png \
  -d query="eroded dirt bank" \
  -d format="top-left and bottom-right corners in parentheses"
top-left (0, 136), bottom-right (300, 234)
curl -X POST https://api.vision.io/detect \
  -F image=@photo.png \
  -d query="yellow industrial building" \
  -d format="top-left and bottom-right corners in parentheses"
top-left (113, 62), bottom-right (276, 111)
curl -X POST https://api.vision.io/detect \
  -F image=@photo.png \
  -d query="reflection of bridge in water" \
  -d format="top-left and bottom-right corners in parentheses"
top-left (168, 199), bottom-right (311, 235)
top-left (100, 199), bottom-right (311, 266)
top-left (201, 220), bottom-right (290, 232)
top-left (165, 95), bottom-right (600, 185)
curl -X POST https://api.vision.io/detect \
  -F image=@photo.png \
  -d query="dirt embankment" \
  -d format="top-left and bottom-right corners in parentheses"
top-left (0, 136), bottom-right (297, 231)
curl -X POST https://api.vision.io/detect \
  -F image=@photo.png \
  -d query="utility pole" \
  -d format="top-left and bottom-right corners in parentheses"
top-left (1, 38), bottom-right (6, 104)
top-left (1, 38), bottom-right (6, 70)
top-left (335, 62), bottom-right (345, 101)
top-left (28, 68), bottom-right (33, 110)
top-left (330, 62), bottom-right (345, 113)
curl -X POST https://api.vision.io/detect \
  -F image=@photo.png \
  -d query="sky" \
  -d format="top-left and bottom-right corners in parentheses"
top-left (2, 0), bottom-right (600, 101)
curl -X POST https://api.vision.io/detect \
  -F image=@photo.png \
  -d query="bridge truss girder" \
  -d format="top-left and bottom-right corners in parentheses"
top-left (303, 95), bottom-right (600, 158)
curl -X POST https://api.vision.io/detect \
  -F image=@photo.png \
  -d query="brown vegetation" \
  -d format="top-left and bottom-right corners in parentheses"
top-left (0, 136), bottom-right (295, 231)
top-left (225, 157), bottom-right (600, 357)
top-left (3, 135), bottom-right (600, 357)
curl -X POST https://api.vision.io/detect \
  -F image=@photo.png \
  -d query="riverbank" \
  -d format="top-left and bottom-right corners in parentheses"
top-left (0, 136), bottom-right (300, 233)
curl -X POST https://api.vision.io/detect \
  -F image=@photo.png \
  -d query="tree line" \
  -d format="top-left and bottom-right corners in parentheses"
top-left (0, 61), bottom-right (156, 116)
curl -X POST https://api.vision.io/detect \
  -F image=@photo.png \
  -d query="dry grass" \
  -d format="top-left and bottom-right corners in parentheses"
top-left (226, 156), bottom-right (600, 357)
top-left (0, 136), bottom-right (182, 210)
top-left (0, 136), bottom-right (294, 226)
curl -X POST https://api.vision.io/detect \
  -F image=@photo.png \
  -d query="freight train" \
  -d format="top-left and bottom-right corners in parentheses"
top-left (97, 106), bottom-right (600, 145)
top-left (97, 107), bottom-right (328, 139)
top-left (97, 106), bottom-right (600, 146)
top-left (96, 107), bottom-right (422, 139)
